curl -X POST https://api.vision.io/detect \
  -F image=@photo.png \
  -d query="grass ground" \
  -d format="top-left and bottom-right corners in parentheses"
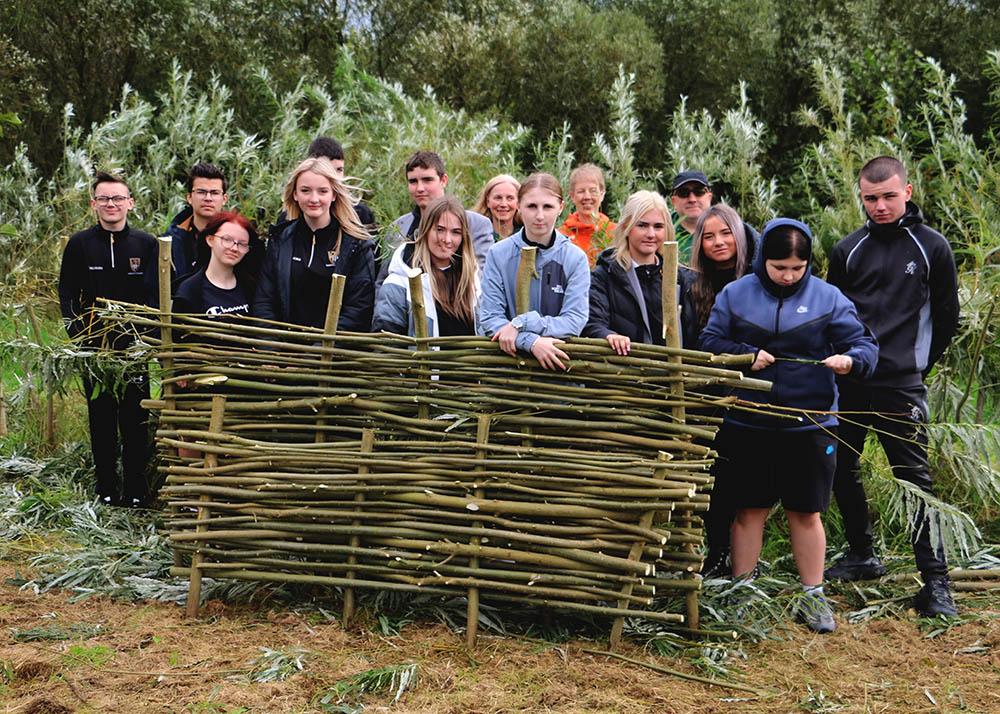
top-left (1, 558), bottom-right (999, 713)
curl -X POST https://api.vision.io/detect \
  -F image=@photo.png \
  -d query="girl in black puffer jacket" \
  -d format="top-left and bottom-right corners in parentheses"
top-left (583, 190), bottom-right (698, 352)
top-left (253, 157), bottom-right (375, 332)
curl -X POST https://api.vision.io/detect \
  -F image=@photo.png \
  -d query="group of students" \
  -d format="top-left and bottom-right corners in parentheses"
top-left (59, 145), bottom-right (960, 631)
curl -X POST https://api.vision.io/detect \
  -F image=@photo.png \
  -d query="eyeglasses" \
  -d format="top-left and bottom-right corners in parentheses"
top-left (673, 186), bottom-right (709, 199)
top-left (192, 189), bottom-right (225, 198)
top-left (94, 195), bottom-right (130, 205)
top-left (212, 235), bottom-right (250, 251)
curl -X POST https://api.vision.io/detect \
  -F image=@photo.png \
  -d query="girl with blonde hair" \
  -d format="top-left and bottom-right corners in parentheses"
top-left (254, 157), bottom-right (375, 331)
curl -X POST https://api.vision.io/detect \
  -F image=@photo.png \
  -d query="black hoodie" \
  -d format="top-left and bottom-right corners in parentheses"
top-left (827, 202), bottom-right (958, 387)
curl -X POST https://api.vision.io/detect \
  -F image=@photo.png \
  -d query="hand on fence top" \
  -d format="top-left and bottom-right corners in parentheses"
top-left (492, 322), bottom-right (520, 356)
top-left (531, 337), bottom-right (569, 371)
top-left (606, 334), bottom-right (631, 356)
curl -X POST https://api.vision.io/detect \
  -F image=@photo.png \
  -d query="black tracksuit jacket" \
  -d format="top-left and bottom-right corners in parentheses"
top-left (827, 202), bottom-right (958, 387)
top-left (58, 223), bottom-right (157, 348)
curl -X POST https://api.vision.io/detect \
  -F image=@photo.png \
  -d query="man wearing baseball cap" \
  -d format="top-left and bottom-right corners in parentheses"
top-left (670, 170), bottom-right (714, 263)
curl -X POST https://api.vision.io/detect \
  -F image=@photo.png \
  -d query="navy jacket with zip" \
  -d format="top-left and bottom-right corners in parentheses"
top-left (699, 218), bottom-right (878, 430)
top-left (583, 248), bottom-right (700, 349)
top-left (252, 216), bottom-right (375, 332)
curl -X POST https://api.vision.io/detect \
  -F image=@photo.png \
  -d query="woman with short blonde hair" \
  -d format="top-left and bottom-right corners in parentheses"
top-left (473, 174), bottom-right (521, 240)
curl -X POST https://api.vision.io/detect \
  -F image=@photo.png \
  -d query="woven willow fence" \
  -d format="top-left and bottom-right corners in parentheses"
top-left (126, 237), bottom-right (768, 648)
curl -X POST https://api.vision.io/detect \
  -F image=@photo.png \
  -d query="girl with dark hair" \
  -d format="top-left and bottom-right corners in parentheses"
top-left (172, 211), bottom-right (263, 322)
top-left (687, 203), bottom-right (756, 576)
top-left (689, 203), bottom-right (753, 331)
top-left (253, 157), bottom-right (375, 331)
top-left (373, 195), bottom-right (480, 336)
top-left (699, 218), bottom-right (878, 634)
top-left (479, 172), bottom-right (590, 371)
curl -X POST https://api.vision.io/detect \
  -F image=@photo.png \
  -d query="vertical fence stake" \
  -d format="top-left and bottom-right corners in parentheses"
top-left (407, 268), bottom-right (430, 420)
top-left (515, 246), bottom-right (537, 316)
top-left (466, 415), bottom-right (492, 649)
top-left (157, 237), bottom-right (184, 568)
top-left (315, 274), bottom-right (346, 444)
top-left (660, 240), bottom-right (699, 629)
top-left (186, 393), bottom-right (226, 619)
top-left (610, 451), bottom-right (670, 650)
top-left (343, 428), bottom-right (374, 627)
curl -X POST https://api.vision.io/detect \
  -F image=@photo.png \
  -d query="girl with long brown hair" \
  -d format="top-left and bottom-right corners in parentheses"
top-left (373, 195), bottom-right (480, 336)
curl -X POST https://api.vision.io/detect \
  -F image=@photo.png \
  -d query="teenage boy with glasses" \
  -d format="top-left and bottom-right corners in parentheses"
top-left (164, 162), bottom-right (229, 287)
top-left (58, 171), bottom-right (156, 507)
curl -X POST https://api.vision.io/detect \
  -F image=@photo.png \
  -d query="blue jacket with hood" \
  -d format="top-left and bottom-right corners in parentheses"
top-left (699, 218), bottom-right (879, 430)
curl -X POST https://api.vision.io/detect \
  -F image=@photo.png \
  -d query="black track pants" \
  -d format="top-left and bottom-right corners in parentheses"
top-left (83, 371), bottom-right (150, 503)
top-left (832, 379), bottom-right (948, 579)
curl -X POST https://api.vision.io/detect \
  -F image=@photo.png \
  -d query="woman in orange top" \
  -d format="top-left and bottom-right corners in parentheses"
top-left (557, 163), bottom-right (616, 266)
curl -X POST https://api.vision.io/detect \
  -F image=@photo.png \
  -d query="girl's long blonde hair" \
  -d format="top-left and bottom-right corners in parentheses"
top-left (412, 195), bottom-right (478, 326)
top-left (610, 190), bottom-right (673, 271)
top-left (281, 157), bottom-right (370, 242)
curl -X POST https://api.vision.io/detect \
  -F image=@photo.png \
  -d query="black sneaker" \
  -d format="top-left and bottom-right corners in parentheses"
top-left (701, 549), bottom-right (730, 579)
top-left (796, 592), bottom-right (836, 634)
top-left (914, 578), bottom-right (958, 617)
top-left (823, 553), bottom-right (887, 581)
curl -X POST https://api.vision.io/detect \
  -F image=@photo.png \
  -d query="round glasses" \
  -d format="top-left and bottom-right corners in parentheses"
top-left (212, 235), bottom-right (250, 252)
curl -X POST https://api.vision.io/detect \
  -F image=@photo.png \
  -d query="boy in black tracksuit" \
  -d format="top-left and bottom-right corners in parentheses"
top-left (58, 171), bottom-right (157, 506)
top-left (824, 157), bottom-right (960, 616)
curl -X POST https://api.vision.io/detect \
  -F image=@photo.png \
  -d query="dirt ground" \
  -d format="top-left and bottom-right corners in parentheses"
top-left (1, 562), bottom-right (999, 714)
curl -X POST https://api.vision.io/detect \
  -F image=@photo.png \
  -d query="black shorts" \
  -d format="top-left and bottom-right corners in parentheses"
top-left (714, 424), bottom-right (838, 513)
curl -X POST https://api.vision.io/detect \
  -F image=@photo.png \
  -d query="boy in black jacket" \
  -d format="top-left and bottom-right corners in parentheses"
top-left (825, 156), bottom-right (960, 616)
top-left (58, 171), bottom-right (156, 507)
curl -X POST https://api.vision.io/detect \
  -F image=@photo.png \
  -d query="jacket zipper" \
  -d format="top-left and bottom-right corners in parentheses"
top-left (308, 233), bottom-right (316, 267)
top-left (109, 232), bottom-right (115, 269)
top-left (773, 294), bottom-right (783, 402)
